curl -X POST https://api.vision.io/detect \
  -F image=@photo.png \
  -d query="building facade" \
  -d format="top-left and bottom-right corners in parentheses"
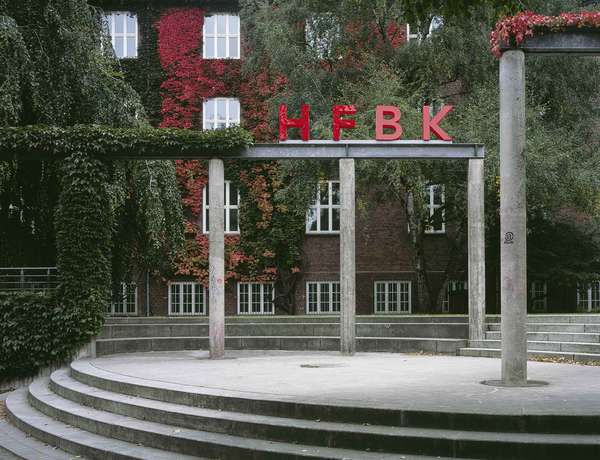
top-left (95, 1), bottom-right (591, 317)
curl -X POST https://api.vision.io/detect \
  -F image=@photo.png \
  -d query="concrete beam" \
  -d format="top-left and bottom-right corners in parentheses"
top-left (499, 50), bottom-right (528, 385)
top-left (208, 159), bottom-right (225, 359)
top-left (339, 158), bottom-right (356, 355)
top-left (468, 159), bottom-right (486, 341)
top-left (500, 31), bottom-right (600, 55)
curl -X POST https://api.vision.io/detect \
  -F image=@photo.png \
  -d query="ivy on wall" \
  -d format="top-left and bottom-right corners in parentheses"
top-left (154, 7), bottom-right (307, 309)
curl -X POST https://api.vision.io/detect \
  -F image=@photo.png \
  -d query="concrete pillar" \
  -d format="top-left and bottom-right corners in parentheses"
top-left (339, 158), bottom-right (356, 355)
top-left (209, 159), bottom-right (225, 359)
top-left (499, 50), bottom-right (527, 385)
top-left (468, 158), bottom-right (486, 341)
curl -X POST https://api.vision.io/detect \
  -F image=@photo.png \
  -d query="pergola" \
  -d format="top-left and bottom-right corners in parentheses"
top-left (498, 29), bottom-right (600, 386)
top-left (204, 140), bottom-right (486, 357)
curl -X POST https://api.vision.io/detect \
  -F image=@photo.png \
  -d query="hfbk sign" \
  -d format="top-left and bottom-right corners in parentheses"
top-left (279, 104), bottom-right (454, 142)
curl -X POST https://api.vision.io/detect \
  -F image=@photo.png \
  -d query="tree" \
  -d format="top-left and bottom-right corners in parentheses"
top-left (0, 0), bottom-right (184, 293)
top-left (242, 0), bottom-right (600, 310)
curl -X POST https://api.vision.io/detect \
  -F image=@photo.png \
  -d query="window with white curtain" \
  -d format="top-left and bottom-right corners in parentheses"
top-left (203, 14), bottom-right (240, 59)
top-left (103, 12), bottom-right (138, 58)
top-left (203, 97), bottom-right (240, 130)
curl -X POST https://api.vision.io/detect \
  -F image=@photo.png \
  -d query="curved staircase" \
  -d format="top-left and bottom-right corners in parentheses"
top-left (459, 314), bottom-right (600, 363)
top-left (4, 356), bottom-right (600, 459)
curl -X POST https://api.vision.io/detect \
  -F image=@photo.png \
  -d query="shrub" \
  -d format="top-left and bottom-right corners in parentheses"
top-left (0, 291), bottom-right (90, 383)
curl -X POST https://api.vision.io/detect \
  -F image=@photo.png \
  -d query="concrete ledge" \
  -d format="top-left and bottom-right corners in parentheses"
top-left (96, 336), bottom-right (467, 356)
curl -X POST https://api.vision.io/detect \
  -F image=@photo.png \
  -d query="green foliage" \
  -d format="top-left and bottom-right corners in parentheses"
top-left (118, 5), bottom-right (165, 127)
top-left (0, 291), bottom-right (83, 382)
top-left (242, 0), bottom-right (600, 309)
top-left (0, 16), bottom-right (27, 126)
top-left (0, 124), bottom-right (254, 160)
top-left (55, 150), bottom-right (112, 350)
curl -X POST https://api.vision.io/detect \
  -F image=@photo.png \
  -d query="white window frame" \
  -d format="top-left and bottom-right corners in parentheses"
top-left (110, 282), bottom-right (137, 316)
top-left (202, 14), bottom-right (240, 59)
top-left (168, 282), bottom-right (207, 316)
top-left (425, 184), bottom-right (445, 234)
top-left (103, 12), bottom-right (138, 59)
top-left (406, 16), bottom-right (443, 43)
top-left (374, 281), bottom-right (411, 314)
top-left (530, 281), bottom-right (548, 312)
top-left (577, 281), bottom-right (600, 312)
top-left (306, 181), bottom-right (340, 234)
top-left (306, 281), bottom-right (341, 314)
top-left (202, 97), bottom-right (240, 130)
top-left (202, 180), bottom-right (240, 234)
top-left (237, 282), bottom-right (274, 315)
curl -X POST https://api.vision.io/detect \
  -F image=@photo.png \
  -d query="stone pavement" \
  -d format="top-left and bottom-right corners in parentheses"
top-left (88, 349), bottom-right (600, 416)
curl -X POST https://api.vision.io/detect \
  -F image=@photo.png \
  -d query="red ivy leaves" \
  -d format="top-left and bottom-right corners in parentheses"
top-left (491, 11), bottom-right (600, 58)
top-left (156, 8), bottom-right (286, 284)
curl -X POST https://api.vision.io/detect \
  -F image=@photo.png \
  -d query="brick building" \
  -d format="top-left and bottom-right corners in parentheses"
top-left (97, 1), bottom-right (595, 318)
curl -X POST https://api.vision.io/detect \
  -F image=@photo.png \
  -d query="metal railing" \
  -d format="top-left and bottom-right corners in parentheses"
top-left (0, 267), bottom-right (59, 292)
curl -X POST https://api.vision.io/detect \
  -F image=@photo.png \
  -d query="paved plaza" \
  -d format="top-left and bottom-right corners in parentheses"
top-left (86, 350), bottom-right (600, 416)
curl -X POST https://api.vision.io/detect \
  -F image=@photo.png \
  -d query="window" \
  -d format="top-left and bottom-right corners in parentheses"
top-left (238, 282), bottom-right (274, 315)
top-left (406, 16), bottom-right (443, 43)
top-left (203, 98), bottom-right (240, 130)
top-left (169, 282), bottom-right (206, 315)
top-left (305, 14), bottom-right (339, 58)
top-left (306, 181), bottom-right (340, 234)
top-left (110, 282), bottom-right (137, 315)
top-left (374, 281), bottom-right (411, 314)
top-left (425, 184), bottom-right (445, 234)
top-left (103, 12), bottom-right (138, 59)
top-left (530, 281), bottom-right (547, 312)
top-left (442, 280), bottom-right (468, 313)
top-left (203, 181), bottom-right (239, 234)
top-left (306, 281), bottom-right (340, 314)
top-left (203, 14), bottom-right (240, 59)
top-left (577, 281), bottom-right (600, 312)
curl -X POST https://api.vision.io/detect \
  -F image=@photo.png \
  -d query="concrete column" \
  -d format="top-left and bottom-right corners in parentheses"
top-left (209, 158), bottom-right (225, 359)
top-left (340, 158), bottom-right (356, 355)
top-left (468, 158), bottom-right (486, 341)
top-left (499, 50), bottom-right (527, 385)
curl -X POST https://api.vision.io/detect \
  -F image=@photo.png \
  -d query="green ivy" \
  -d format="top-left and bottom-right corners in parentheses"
top-left (0, 124), bottom-right (254, 160)
top-left (0, 291), bottom-right (80, 382)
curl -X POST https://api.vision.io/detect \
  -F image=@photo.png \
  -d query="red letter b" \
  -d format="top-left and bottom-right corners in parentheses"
top-left (375, 105), bottom-right (403, 141)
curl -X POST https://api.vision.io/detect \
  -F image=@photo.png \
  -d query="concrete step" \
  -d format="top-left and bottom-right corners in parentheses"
top-left (99, 322), bottom-right (467, 340)
top-left (95, 336), bottom-right (467, 356)
top-left (486, 314), bottom-right (600, 324)
top-left (69, 359), bottom-right (600, 436)
top-left (50, 368), bottom-right (490, 455)
top-left (469, 340), bottom-right (600, 354)
top-left (0, 412), bottom-right (76, 460)
top-left (104, 314), bottom-right (469, 325)
top-left (26, 377), bottom-right (465, 460)
top-left (29, 376), bottom-right (600, 459)
top-left (458, 347), bottom-right (600, 364)
top-left (487, 323), bottom-right (600, 333)
top-left (4, 388), bottom-right (202, 460)
top-left (485, 331), bottom-right (600, 343)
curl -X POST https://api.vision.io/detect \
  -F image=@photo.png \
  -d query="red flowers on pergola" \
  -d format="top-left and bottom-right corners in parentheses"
top-left (491, 11), bottom-right (600, 58)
